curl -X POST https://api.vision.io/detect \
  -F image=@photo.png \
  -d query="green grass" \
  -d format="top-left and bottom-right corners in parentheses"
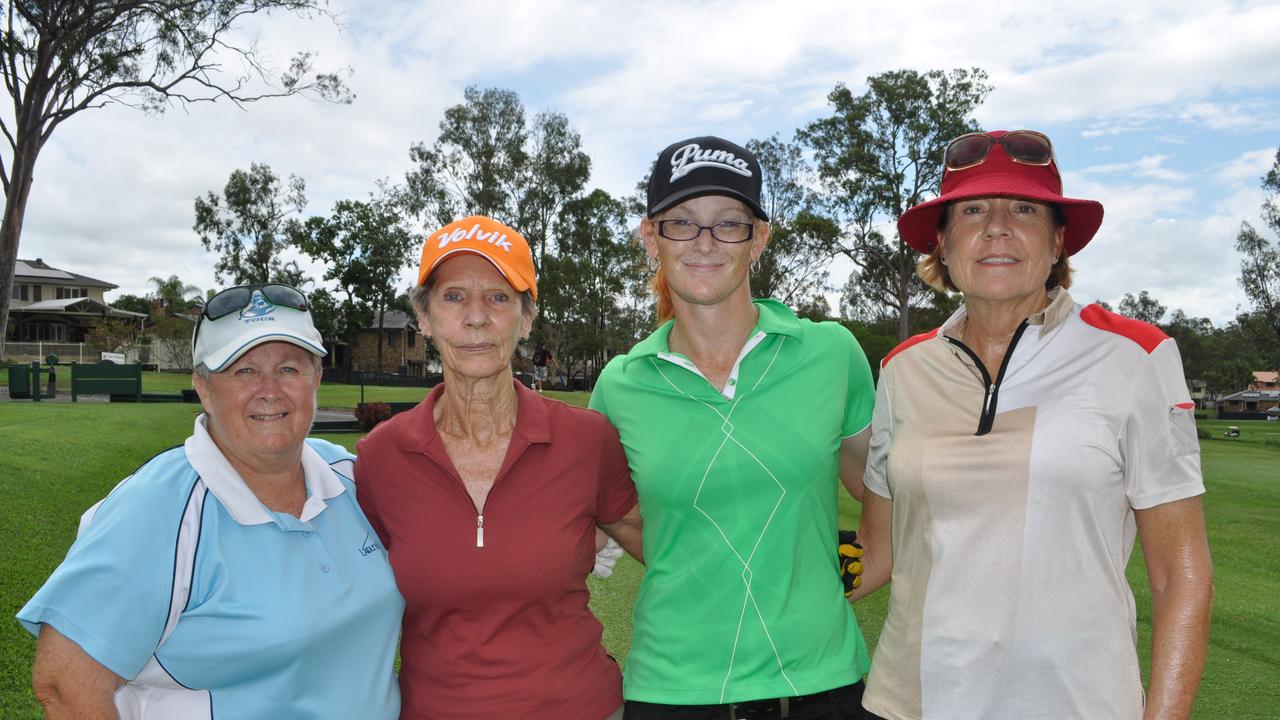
top-left (0, 409), bottom-right (1275, 717)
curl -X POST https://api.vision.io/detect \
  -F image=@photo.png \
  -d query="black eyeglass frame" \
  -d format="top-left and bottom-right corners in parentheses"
top-left (656, 219), bottom-right (756, 244)
top-left (191, 283), bottom-right (310, 352)
top-left (944, 130), bottom-right (1056, 172)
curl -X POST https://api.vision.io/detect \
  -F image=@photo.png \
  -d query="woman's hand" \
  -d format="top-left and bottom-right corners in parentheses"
top-left (32, 624), bottom-right (124, 720)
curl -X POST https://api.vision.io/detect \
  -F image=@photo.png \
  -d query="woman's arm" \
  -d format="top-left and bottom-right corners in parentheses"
top-left (599, 503), bottom-right (644, 565)
top-left (1135, 495), bottom-right (1213, 720)
top-left (32, 624), bottom-right (124, 720)
top-left (848, 488), bottom-right (892, 601)
top-left (839, 428), bottom-right (872, 502)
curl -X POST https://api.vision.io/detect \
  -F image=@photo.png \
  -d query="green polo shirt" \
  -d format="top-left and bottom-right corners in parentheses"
top-left (590, 299), bottom-right (874, 705)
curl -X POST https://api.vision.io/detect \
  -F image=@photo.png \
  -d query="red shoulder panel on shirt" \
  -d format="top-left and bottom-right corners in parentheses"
top-left (881, 327), bottom-right (940, 368)
top-left (1080, 304), bottom-right (1169, 354)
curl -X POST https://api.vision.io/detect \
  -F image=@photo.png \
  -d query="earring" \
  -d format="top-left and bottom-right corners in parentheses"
top-left (648, 255), bottom-right (660, 272)
top-left (940, 255), bottom-right (948, 266)
top-left (750, 258), bottom-right (762, 275)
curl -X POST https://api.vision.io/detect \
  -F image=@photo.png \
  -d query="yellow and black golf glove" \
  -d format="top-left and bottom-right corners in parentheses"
top-left (838, 529), bottom-right (864, 597)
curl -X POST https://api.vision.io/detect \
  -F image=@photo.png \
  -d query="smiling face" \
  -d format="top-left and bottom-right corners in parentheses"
top-left (418, 253), bottom-right (533, 382)
top-left (193, 341), bottom-right (320, 471)
top-left (641, 194), bottom-right (769, 312)
top-left (938, 196), bottom-right (1065, 310)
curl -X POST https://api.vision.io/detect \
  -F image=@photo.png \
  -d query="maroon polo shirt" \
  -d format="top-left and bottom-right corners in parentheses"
top-left (355, 381), bottom-right (636, 720)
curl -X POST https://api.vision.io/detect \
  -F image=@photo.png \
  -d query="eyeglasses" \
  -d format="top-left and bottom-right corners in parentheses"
top-left (944, 131), bottom-right (1055, 171)
top-left (656, 219), bottom-right (755, 244)
top-left (192, 283), bottom-right (309, 348)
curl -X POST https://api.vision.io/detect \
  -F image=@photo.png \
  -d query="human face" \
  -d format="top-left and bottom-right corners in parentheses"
top-left (193, 341), bottom-right (320, 469)
top-left (641, 194), bottom-right (768, 310)
top-left (419, 253), bottom-right (533, 381)
top-left (937, 196), bottom-right (1064, 309)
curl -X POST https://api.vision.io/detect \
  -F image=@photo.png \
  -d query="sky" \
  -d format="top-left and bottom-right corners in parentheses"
top-left (10, 0), bottom-right (1280, 326)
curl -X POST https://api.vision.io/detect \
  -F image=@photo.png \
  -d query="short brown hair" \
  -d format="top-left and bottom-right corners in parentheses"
top-left (916, 201), bottom-right (1073, 293)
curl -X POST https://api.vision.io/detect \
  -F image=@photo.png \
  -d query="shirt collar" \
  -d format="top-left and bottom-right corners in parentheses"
top-left (185, 415), bottom-right (346, 526)
top-left (940, 287), bottom-right (1075, 339)
top-left (623, 298), bottom-right (804, 367)
top-left (399, 378), bottom-right (552, 453)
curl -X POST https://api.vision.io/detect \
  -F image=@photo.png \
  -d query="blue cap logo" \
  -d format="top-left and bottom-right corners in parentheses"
top-left (239, 290), bottom-right (276, 320)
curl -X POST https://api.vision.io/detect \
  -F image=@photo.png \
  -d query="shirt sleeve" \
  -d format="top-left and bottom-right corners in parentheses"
top-left (595, 418), bottom-right (637, 524)
top-left (15, 472), bottom-right (195, 680)
top-left (587, 365), bottom-right (610, 419)
top-left (1121, 338), bottom-right (1206, 509)
top-left (863, 373), bottom-right (893, 500)
top-left (842, 327), bottom-right (876, 437)
top-left (354, 438), bottom-right (392, 549)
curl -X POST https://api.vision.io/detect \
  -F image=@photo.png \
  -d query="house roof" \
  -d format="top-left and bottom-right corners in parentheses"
top-left (14, 258), bottom-right (117, 289)
top-left (17, 297), bottom-right (146, 318)
top-left (1253, 371), bottom-right (1279, 384)
top-left (362, 310), bottom-right (417, 331)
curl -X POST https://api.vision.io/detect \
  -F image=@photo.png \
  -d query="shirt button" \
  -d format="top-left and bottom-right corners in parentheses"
top-left (320, 564), bottom-right (330, 573)
top-left (728, 379), bottom-right (736, 385)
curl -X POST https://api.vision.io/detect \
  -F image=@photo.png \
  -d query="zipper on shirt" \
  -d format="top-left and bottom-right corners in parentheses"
top-left (476, 514), bottom-right (484, 548)
top-left (943, 320), bottom-right (1030, 436)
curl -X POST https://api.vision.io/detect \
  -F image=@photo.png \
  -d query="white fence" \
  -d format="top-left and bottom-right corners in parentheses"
top-left (3, 341), bottom-right (191, 370)
top-left (2, 341), bottom-right (89, 364)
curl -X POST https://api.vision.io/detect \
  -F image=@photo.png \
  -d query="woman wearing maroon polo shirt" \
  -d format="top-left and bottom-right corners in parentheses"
top-left (355, 215), bottom-right (643, 720)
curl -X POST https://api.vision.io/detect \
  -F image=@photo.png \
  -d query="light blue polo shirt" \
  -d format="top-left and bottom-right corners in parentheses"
top-left (18, 416), bottom-right (403, 719)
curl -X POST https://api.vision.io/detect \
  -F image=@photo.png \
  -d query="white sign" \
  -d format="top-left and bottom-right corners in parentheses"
top-left (100, 352), bottom-right (126, 364)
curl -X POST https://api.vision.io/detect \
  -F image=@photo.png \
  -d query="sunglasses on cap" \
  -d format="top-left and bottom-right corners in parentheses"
top-left (944, 130), bottom-right (1055, 172)
top-left (192, 283), bottom-right (309, 346)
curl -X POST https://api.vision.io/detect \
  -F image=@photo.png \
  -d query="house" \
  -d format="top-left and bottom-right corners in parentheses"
top-left (1218, 389), bottom-right (1280, 415)
top-left (350, 310), bottom-right (431, 376)
top-left (1249, 371), bottom-right (1279, 391)
top-left (5, 258), bottom-right (145, 344)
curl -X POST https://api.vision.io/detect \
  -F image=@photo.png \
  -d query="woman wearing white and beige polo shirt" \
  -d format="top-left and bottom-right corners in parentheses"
top-left (852, 130), bottom-right (1213, 720)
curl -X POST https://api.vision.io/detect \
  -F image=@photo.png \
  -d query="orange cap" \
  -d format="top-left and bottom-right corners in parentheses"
top-left (417, 215), bottom-right (538, 301)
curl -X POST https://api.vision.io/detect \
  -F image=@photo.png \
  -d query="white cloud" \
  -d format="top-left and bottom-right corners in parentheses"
top-left (1080, 155), bottom-right (1189, 182)
top-left (1214, 148), bottom-right (1278, 186)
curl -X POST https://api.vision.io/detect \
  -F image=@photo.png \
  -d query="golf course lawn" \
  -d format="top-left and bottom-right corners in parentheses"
top-left (0, 402), bottom-right (1275, 717)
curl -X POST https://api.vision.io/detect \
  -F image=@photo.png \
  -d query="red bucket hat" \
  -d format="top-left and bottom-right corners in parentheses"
top-left (897, 130), bottom-right (1104, 256)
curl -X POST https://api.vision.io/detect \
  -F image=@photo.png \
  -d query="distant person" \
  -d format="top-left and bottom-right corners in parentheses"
top-left (355, 215), bottom-right (643, 720)
top-left (533, 342), bottom-right (555, 392)
top-left (18, 284), bottom-right (403, 719)
top-left (591, 136), bottom-right (879, 719)
top-left (853, 130), bottom-right (1213, 719)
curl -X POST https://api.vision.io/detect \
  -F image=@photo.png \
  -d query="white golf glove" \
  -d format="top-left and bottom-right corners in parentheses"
top-left (592, 536), bottom-right (625, 578)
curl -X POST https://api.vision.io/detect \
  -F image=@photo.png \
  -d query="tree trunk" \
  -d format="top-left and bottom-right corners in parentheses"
top-left (376, 303), bottom-right (386, 384)
top-left (0, 136), bottom-right (42, 352)
top-left (897, 251), bottom-right (912, 341)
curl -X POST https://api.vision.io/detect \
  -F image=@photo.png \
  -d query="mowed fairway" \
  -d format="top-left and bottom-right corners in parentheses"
top-left (0, 403), bottom-right (1276, 718)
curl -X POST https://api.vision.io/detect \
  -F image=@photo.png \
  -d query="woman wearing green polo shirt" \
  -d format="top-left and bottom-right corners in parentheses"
top-left (590, 136), bottom-right (879, 719)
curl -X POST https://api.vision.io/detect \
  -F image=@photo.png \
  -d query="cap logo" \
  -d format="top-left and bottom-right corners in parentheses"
top-left (239, 290), bottom-right (277, 324)
top-left (436, 223), bottom-right (513, 252)
top-left (669, 143), bottom-right (752, 182)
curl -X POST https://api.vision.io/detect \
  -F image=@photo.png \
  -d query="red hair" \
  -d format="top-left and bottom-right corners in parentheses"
top-left (652, 265), bottom-right (675, 324)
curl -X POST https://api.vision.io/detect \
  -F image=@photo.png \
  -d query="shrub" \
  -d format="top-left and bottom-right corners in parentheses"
top-left (356, 402), bottom-right (392, 431)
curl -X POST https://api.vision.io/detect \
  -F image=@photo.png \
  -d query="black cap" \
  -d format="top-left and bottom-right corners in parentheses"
top-left (646, 136), bottom-right (768, 220)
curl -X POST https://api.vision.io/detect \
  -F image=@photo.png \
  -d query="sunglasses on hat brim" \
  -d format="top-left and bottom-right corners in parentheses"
top-left (192, 283), bottom-right (309, 350)
top-left (944, 131), bottom-right (1055, 172)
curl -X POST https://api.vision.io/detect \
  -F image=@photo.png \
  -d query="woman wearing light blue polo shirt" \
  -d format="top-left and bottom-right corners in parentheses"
top-left (17, 284), bottom-right (403, 720)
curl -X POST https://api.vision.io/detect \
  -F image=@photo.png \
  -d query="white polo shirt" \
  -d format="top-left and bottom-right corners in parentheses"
top-left (862, 289), bottom-right (1204, 720)
top-left (18, 416), bottom-right (403, 720)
